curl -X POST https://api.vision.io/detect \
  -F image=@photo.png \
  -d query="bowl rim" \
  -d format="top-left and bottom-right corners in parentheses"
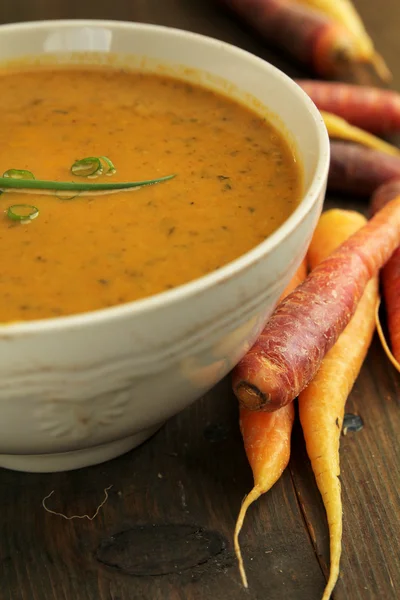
top-left (0, 19), bottom-right (330, 335)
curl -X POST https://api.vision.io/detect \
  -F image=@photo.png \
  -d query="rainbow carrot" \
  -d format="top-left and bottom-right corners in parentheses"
top-left (232, 195), bottom-right (400, 411)
top-left (218, 0), bottom-right (386, 79)
top-left (300, 209), bottom-right (378, 600)
top-left (369, 178), bottom-right (400, 215)
top-left (297, 80), bottom-right (400, 135)
top-left (328, 141), bottom-right (400, 195)
top-left (292, 0), bottom-right (390, 81)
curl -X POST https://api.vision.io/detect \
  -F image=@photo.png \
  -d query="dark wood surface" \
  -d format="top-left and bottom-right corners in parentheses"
top-left (0, 2), bottom-right (399, 599)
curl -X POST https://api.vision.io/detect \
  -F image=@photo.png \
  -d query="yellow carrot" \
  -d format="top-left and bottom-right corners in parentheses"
top-left (299, 209), bottom-right (379, 600)
top-left (321, 111), bottom-right (400, 157)
top-left (292, 0), bottom-right (391, 81)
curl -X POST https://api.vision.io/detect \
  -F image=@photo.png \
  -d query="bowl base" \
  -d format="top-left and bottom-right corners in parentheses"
top-left (0, 425), bottom-right (162, 473)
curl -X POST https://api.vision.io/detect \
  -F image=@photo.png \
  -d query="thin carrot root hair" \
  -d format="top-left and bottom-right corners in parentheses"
top-left (321, 477), bottom-right (342, 600)
top-left (234, 486), bottom-right (263, 588)
top-left (42, 485), bottom-right (112, 520)
top-left (375, 299), bottom-right (400, 372)
top-left (370, 182), bottom-right (400, 370)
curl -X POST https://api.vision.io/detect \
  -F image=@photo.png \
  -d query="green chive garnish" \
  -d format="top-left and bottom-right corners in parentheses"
top-left (0, 174), bottom-right (176, 197)
top-left (71, 157), bottom-right (103, 178)
top-left (3, 169), bottom-right (35, 180)
top-left (6, 204), bottom-right (39, 222)
top-left (71, 156), bottom-right (116, 178)
top-left (99, 156), bottom-right (116, 176)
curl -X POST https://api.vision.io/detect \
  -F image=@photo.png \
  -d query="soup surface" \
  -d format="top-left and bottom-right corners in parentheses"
top-left (0, 65), bottom-right (301, 322)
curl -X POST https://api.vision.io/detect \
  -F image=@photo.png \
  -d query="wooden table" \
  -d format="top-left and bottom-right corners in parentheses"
top-left (0, 2), bottom-right (399, 599)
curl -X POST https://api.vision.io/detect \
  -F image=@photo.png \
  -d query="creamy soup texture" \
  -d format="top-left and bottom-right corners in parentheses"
top-left (0, 65), bottom-right (302, 322)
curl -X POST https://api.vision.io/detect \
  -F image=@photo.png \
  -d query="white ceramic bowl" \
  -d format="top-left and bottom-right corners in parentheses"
top-left (0, 20), bottom-right (329, 472)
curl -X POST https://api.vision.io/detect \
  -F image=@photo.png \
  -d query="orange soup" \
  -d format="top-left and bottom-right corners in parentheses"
top-left (0, 65), bottom-right (301, 322)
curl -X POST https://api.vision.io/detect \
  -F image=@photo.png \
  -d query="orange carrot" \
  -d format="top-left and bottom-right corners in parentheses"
top-left (329, 141), bottom-right (400, 195)
top-left (297, 80), bottom-right (400, 135)
top-left (300, 209), bottom-right (378, 600)
top-left (291, 0), bottom-right (391, 81)
top-left (218, 0), bottom-right (383, 79)
top-left (278, 258), bottom-right (307, 301)
top-left (232, 195), bottom-right (400, 412)
top-left (370, 180), bottom-right (400, 368)
top-left (235, 403), bottom-right (295, 586)
top-left (234, 263), bottom-right (306, 587)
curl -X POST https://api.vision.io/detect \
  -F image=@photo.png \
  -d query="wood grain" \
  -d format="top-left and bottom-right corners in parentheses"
top-left (289, 338), bottom-right (400, 600)
top-left (0, 380), bottom-right (327, 600)
top-left (0, 1), bottom-right (399, 600)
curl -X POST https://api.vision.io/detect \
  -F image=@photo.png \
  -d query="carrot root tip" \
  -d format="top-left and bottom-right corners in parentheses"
top-left (372, 52), bottom-right (393, 83)
top-left (375, 299), bottom-right (400, 372)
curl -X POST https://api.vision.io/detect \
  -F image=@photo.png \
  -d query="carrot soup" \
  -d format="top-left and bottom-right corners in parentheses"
top-left (0, 65), bottom-right (302, 322)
